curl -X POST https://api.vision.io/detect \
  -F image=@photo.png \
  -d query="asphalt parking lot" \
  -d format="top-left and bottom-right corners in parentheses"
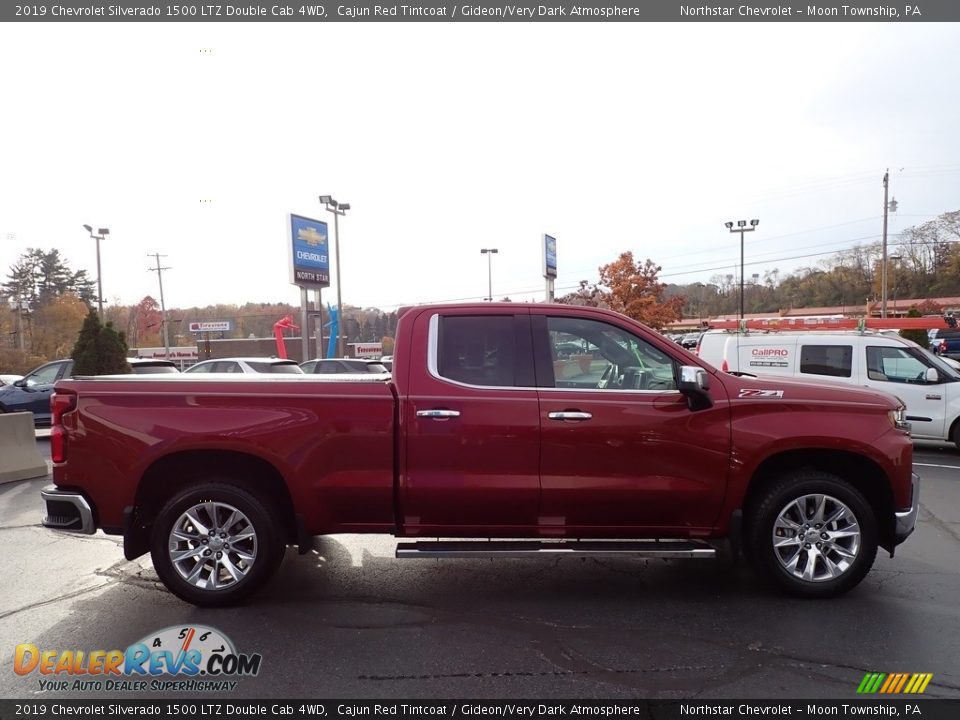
top-left (1, 438), bottom-right (958, 700)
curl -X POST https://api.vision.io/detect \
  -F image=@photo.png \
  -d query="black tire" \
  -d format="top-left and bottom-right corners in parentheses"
top-left (747, 470), bottom-right (878, 598)
top-left (150, 482), bottom-right (286, 607)
top-left (951, 421), bottom-right (960, 451)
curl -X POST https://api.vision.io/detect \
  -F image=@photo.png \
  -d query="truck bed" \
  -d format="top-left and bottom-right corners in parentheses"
top-left (53, 375), bottom-right (397, 535)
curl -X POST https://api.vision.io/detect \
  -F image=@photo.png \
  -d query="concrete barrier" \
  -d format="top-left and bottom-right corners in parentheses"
top-left (0, 412), bottom-right (48, 484)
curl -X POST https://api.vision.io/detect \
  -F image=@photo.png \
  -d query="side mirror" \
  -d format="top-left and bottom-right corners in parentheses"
top-left (678, 365), bottom-right (713, 410)
top-left (13, 378), bottom-right (27, 388)
top-left (926, 367), bottom-right (940, 384)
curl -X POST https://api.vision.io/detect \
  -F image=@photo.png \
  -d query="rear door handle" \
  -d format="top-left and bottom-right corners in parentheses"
top-left (548, 411), bottom-right (593, 421)
top-left (416, 409), bottom-right (461, 419)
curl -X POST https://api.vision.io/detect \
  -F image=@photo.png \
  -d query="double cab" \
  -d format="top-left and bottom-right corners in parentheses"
top-left (42, 304), bottom-right (918, 606)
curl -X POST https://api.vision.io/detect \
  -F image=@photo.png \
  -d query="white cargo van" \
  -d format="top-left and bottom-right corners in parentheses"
top-left (698, 329), bottom-right (960, 446)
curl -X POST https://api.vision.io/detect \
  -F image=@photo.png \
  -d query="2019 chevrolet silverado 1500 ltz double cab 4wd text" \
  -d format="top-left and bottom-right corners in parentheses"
top-left (41, 303), bottom-right (918, 606)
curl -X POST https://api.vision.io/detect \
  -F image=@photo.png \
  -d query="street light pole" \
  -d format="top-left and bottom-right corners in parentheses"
top-left (725, 219), bottom-right (759, 321)
top-left (480, 248), bottom-right (498, 301)
top-left (83, 224), bottom-right (110, 318)
top-left (319, 196), bottom-right (351, 357)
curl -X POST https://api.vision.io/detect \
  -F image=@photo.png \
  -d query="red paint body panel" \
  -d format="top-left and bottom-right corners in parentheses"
top-left (399, 306), bottom-right (540, 534)
top-left (53, 378), bottom-right (395, 534)
top-left (51, 303), bottom-right (913, 544)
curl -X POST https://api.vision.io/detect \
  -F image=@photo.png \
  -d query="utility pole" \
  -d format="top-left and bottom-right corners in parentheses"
top-left (15, 295), bottom-right (25, 351)
top-left (148, 253), bottom-right (171, 359)
top-left (881, 169), bottom-right (890, 318)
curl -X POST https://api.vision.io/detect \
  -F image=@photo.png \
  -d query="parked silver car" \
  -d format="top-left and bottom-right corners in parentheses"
top-left (184, 357), bottom-right (303, 374)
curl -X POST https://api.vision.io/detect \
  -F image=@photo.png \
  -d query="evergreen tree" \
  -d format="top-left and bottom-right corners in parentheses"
top-left (96, 322), bottom-right (131, 374)
top-left (71, 310), bottom-right (101, 375)
top-left (900, 307), bottom-right (931, 347)
top-left (3, 248), bottom-right (96, 308)
top-left (71, 310), bottom-right (131, 375)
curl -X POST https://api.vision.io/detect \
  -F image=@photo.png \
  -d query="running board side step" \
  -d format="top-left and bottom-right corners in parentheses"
top-left (395, 540), bottom-right (715, 559)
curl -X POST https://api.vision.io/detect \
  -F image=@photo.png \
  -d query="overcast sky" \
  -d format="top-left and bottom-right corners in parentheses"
top-left (1, 22), bottom-right (959, 313)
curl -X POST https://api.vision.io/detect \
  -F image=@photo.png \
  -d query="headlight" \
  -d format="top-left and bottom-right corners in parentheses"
top-left (889, 406), bottom-right (911, 433)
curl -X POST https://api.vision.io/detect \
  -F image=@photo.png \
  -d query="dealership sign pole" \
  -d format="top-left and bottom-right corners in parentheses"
top-left (543, 234), bottom-right (557, 301)
top-left (289, 214), bottom-right (331, 361)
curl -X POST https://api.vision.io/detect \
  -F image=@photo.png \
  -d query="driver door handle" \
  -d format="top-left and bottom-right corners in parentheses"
top-left (416, 409), bottom-right (461, 419)
top-left (548, 411), bottom-right (593, 421)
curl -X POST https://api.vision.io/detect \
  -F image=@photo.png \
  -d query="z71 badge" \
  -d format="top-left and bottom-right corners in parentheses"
top-left (739, 389), bottom-right (785, 398)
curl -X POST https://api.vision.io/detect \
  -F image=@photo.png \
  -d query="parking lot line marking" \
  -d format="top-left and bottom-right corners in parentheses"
top-left (914, 462), bottom-right (960, 469)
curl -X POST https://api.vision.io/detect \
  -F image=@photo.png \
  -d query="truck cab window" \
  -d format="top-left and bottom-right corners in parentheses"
top-left (438, 315), bottom-right (517, 387)
top-left (867, 346), bottom-right (938, 384)
top-left (546, 316), bottom-right (676, 391)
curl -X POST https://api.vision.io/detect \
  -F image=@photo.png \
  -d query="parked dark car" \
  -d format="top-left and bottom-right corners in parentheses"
top-left (0, 358), bottom-right (178, 425)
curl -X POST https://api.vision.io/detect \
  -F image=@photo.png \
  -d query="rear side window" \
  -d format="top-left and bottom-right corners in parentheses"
top-left (800, 345), bottom-right (852, 378)
top-left (438, 316), bottom-right (517, 387)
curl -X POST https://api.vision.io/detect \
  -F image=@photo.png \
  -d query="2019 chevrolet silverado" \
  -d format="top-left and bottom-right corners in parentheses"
top-left (41, 304), bottom-right (918, 606)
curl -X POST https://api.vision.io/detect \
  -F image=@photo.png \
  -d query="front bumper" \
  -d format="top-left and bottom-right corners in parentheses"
top-left (893, 472), bottom-right (920, 545)
top-left (41, 485), bottom-right (95, 535)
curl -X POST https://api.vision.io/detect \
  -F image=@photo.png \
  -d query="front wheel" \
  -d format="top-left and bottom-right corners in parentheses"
top-left (150, 482), bottom-right (285, 607)
top-left (951, 421), bottom-right (960, 451)
top-left (747, 471), bottom-right (878, 598)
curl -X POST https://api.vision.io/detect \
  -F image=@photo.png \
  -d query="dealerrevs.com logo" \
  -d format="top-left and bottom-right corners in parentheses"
top-left (14, 625), bottom-right (262, 693)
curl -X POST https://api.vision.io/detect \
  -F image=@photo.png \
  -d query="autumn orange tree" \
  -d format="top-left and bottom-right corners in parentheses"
top-left (30, 293), bottom-right (89, 359)
top-left (560, 252), bottom-right (685, 330)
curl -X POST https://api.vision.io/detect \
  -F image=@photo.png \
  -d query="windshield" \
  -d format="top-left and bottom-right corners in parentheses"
top-left (912, 346), bottom-right (960, 380)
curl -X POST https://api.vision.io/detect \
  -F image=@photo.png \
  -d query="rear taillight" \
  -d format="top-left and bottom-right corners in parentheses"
top-left (50, 392), bottom-right (77, 464)
top-left (939, 340), bottom-right (947, 353)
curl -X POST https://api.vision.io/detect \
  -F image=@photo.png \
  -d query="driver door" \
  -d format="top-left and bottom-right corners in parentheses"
top-left (863, 344), bottom-right (945, 439)
top-left (533, 311), bottom-right (731, 534)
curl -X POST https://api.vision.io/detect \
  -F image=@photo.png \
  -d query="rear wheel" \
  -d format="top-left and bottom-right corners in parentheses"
top-left (150, 482), bottom-right (285, 607)
top-left (747, 471), bottom-right (877, 598)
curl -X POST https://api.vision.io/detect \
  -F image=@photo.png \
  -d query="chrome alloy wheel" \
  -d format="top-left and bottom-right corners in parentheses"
top-left (168, 501), bottom-right (258, 590)
top-left (772, 493), bottom-right (861, 583)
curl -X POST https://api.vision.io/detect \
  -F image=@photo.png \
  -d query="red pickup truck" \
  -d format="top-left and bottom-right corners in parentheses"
top-left (42, 303), bottom-right (919, 606)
